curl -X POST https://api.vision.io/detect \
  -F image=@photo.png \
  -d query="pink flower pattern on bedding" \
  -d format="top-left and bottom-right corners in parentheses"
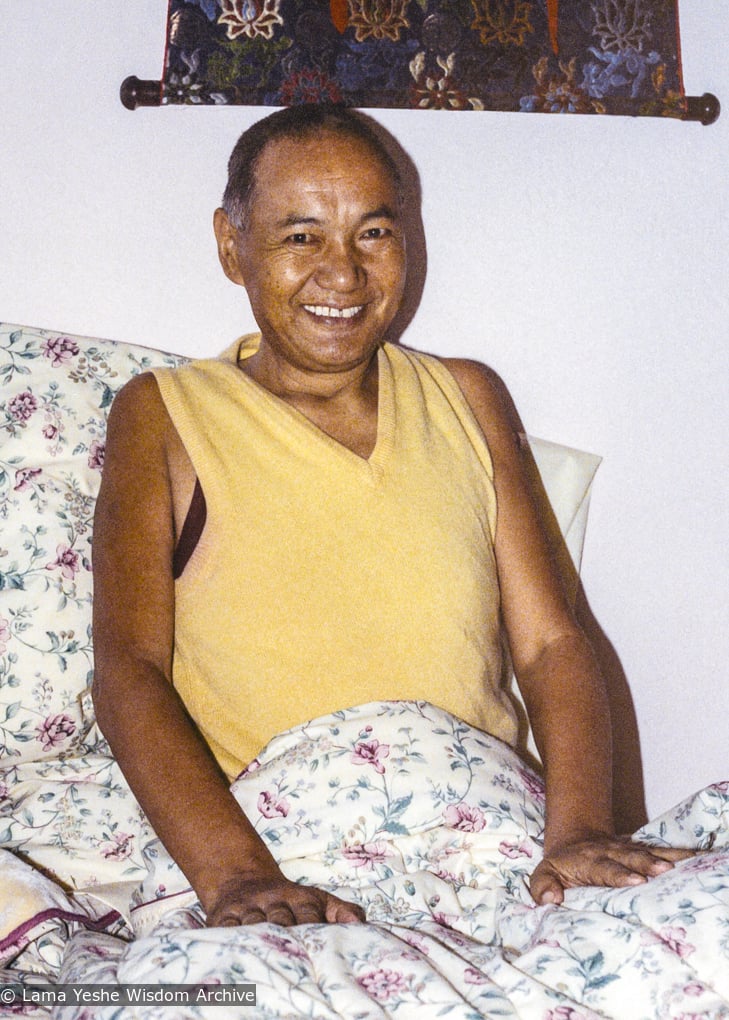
top-left (2, 325), bottom-right (729, 1017)
top-left (0, 323), bottom-right (187, 765)
top-left (7, 701), bottom-right (717, 1020)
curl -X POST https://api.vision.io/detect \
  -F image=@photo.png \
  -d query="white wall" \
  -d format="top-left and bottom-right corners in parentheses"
top-left (3, 1), bottom-right (727, 818)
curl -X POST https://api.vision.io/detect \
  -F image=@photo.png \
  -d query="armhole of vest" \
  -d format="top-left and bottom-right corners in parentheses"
top-left (173, 477), bottom-right (207, 580)
top-left (423, 354), bottom-right (499, 545)
top-left (425, 356), bottom-right (496, 467)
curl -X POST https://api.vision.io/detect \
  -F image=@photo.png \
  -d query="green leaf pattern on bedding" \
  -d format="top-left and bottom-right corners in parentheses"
top-left (58, 701), bottom-right (728, 1020)
top-left (0, 323), bottom-right (187, 765)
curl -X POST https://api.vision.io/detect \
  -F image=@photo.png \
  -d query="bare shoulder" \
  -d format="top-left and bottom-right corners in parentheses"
top-left (438, 356), bottom-right (524, 451)
top-left (106, 371), bottom-right (169, 443)
top-left (107, 371), bottom-right (192, 485)
top-left (96, 374), bottom-right (169, 514)
top-left (439, 355), bottom-right (502, 393)
top-left (105, 375), bottom-right (196, 544)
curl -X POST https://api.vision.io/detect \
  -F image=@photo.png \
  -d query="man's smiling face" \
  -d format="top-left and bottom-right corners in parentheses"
top-left (215, 129), bottom-right (407, 381)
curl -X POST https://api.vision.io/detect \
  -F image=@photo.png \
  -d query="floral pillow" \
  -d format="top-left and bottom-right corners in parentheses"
top-left (0, 323), bottom-right (187, 764)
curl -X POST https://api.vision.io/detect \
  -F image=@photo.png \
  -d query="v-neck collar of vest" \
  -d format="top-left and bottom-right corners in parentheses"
top-left (225, 334), bottom-right (395, 482)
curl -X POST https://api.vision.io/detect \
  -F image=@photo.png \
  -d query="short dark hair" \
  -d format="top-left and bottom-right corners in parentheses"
top-left (221, 105), bottom-right (403, 229)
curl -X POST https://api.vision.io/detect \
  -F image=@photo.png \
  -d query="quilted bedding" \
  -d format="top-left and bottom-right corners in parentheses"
top-left (2, 701), bottom-right (729, 1020)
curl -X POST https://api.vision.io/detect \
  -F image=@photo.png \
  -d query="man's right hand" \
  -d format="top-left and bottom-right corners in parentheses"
top-left (204, 873), bottom-right (366, 927)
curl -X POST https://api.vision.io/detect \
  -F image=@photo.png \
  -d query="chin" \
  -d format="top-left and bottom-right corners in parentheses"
top-left (302, 331), bottom-right (382, 367)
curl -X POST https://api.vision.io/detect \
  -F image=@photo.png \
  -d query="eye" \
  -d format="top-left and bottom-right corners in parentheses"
top-left (287, 232), bottom-right (313, 246)
top-left (361, 226), bottom-right (391, 241)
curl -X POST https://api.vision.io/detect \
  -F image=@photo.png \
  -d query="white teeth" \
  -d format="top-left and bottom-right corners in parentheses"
top-left (304, 305), bottom-right (363, 319)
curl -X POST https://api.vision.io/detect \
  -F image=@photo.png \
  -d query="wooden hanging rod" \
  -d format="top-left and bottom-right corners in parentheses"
top-left (119, 77), bottom-right (720, 125)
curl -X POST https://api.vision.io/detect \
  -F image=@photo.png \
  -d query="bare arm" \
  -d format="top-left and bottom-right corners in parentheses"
top-left (92, 373), bottom-right (363, 926)
top-left (443, 358), bottom-right (689, 903)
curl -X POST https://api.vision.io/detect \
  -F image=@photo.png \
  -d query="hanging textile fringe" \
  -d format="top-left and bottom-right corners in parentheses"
top-left (122, 0), bottom-right (719, 122)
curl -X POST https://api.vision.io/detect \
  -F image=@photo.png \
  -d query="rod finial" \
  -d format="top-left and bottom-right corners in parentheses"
top-left (120, 77), bottom-right (163, 110)
top-left (684, 93), bottom-right (720, 125)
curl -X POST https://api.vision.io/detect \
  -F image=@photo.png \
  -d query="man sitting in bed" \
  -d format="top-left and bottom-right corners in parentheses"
top-left (91, 105), bottom-right (687, 930)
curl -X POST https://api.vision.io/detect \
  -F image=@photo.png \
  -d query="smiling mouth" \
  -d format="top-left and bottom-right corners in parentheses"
top-left (303, 304), bottom-right (364, 320)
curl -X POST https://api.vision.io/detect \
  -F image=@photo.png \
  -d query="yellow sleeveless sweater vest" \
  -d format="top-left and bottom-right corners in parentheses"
top-left (151, 335), bottom-right (516, 779)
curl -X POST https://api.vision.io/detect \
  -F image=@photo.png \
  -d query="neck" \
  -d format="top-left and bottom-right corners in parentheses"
top-left (239, 345), bottom-right (380, 408)
top-left (239, 343), bottom-right (381, 459)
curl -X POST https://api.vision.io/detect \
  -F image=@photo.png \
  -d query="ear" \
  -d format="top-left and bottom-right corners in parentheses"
top-left (213, 208), bottom-right (247, 287)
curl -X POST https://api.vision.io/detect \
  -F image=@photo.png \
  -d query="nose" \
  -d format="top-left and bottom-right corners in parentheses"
top-left (314, 238), bottom-right (365, 292)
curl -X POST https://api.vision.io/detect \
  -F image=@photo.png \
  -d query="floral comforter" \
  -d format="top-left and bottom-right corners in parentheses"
top-left (2, 701), bottom-right (729, 1019)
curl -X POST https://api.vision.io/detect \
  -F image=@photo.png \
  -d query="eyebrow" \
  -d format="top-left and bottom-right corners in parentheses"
top-left (275, 205), bottom-right (400, 230)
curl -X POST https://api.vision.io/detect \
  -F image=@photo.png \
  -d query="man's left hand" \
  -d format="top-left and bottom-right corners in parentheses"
top-left (529, 835), bottom-right (695, 905)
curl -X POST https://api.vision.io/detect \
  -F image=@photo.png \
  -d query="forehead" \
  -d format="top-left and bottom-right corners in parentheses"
top-left (248, 131), bottom-right (399, 215)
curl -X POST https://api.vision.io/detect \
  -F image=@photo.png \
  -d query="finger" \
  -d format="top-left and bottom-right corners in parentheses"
top-left (325, 894), bottom-right (366, 924)
top-left (528, 863), bottom-right (565, 906)
top-left (209, 905), bottom-right (264, 927)
top-left (292, 900), bottom-right (329, 925)
top-left (618, 834), bottom-right (694, 857)
top-left (554, 849), bottom-right (651, 889)
top-left (263, 902), bottom-right (298, 927)
top-left (233, 907), bottom-right (268, 927)
top-left (606, 843), bottom-right (692, 879)
top-left (631, 843), bottom-right (696, 864)
top-left (606, 850), bottom-right (671, 879)
top-left (589, 859), bottom-right (650, 887)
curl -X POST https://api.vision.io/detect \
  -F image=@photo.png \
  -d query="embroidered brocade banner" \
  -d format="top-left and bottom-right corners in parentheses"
top-left (160, 0), bottom-right (686, 117)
